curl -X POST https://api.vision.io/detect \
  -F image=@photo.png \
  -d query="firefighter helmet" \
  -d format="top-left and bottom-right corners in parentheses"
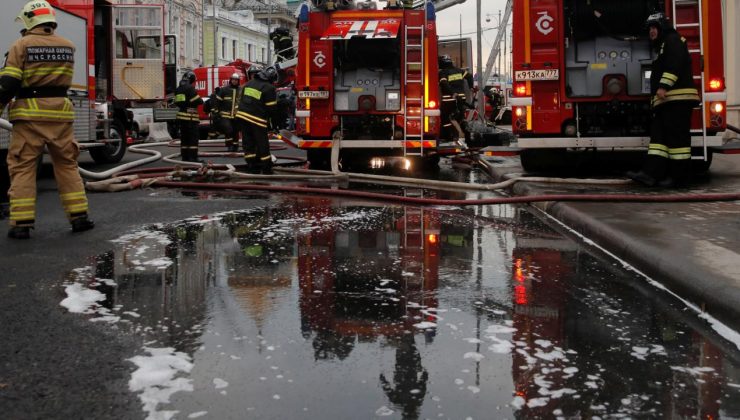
top-left (645, 12), bottom-right (670, 31)
top-left (247, 65), bottom-right (262, 78)
top-left (16, 0), bottom-right (57, 30)
top-left (230, 72), bottom-right (241, 83)
top-left (257, 66), bottom-right (278, 83)
top-left (182, 71), bottom-right (196, 84)
top-left (438, 55), bottom-right (454, 69)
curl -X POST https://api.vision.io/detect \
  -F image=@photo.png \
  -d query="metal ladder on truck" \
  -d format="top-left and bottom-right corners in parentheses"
top-left (403, 23), bottom-right (425, 158)
top-left (673, 0), bottom-right (708, 162)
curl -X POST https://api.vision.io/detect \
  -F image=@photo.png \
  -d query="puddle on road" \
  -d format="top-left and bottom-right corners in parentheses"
top-left (61, 197), bottom-right (740, 420)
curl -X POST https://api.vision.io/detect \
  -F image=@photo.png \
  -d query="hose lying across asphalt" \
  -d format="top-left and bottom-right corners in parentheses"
top-left (2, 117), bottom-right (738, 206)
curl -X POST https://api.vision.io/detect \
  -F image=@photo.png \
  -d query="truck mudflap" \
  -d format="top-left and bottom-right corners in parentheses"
top-left (516, 135), bottom-right (725, 149)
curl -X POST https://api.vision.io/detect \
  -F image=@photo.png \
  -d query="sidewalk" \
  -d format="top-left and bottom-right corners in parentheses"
top-left (486, 153), bottom-right (740, 329)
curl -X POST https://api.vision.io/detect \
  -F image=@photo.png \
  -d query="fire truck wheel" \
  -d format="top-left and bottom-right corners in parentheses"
top-left (307, 149), bottom-right (331, 170)
top-left (690, 148), bottom-right (713, 173)
top-left (520, 149), bottom-right (567, 173)
top-left (90, 122), bottom-right (127, 164)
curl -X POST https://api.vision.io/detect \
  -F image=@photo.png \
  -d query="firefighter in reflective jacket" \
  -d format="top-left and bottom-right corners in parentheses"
top-left (236, 66), bottom-right (278, 175)
top-left (0, 0), bottom-right (94, 239)
top-left (628, 13), bottom-right (700, 187)
top-left (270, 28), bottom-right (295, 62)
top-left (438, 55), bottom-right (466, 141)
top-left (215, 73), bottom-right (242, 152)
top-left (174, 71), bottom-right (203, 162)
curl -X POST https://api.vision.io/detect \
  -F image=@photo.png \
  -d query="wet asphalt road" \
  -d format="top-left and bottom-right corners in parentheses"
top-left (2, 149), bottom-right (740, 419)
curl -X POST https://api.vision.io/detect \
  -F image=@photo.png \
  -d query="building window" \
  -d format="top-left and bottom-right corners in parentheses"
top-left (185, 21), bottom-right (193, 59)
top-left (261, 47), bottom-right (266, 63)
top-left (232, 40), bottom-right (237, 60)
top-left (193, 24), bottom-right (198, 64)
top-left (222, 37), bottom-right (227, 60)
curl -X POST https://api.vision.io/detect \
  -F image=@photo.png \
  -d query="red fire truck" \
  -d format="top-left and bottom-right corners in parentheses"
top-left (511, 0), bottom-right (727, 172)
top-left (292, 1), bottom-right (442, 169)
top-left (0, 0), bottom-right (173, 163)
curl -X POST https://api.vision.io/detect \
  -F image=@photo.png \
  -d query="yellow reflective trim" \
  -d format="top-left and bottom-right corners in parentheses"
top-left (0, 66), bottom-right (23, 79)
top-left (662, 72), bottom-right (678, 82)
top-left (669, 147), bottom-right (691, 154)
top-left (244, 154), bottom-right (256, 158)
top-left (10, 216), bottom-right (35, 221)
top-left (236, 111), bottom-right (266, 123)
top-left (265, 101), bottom-right (277, 106)
top-left (10, 210), bottom-right (35, 216)
top-left (65, 204), bottom-right (89, 212)
top-left (669, 153), bottom-right (691, 160)
top-left (243, 87), bottom-right (262, 100)
top-left (260, 155), bottom-right (271, 161)
top-left (448, 73), bottom-right (463, 81)
top-left (659, 78), bottom-right (675, 87)
top-left (61, 191), bottom-right (86, 199)
top-left (647, 149), bottom-right (669, 158)
top-left (10, 198), bottom-right (35, 204)
top-left (9, 109), bottom-right (74, 119)
top-left (174, 94), bottom-right (186, 102)
top-left (189, 95), bottom-right (201, 103)
top-left (649, 143), bottom-right (669, 152)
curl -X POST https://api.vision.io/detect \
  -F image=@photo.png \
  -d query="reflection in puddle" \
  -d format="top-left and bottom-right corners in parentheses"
top-left (62, 198), bottom-right (740, 419)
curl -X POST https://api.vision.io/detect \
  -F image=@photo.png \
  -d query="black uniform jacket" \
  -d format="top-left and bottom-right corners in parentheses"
top-left (236, 78), bottom-right (277, 129)
top-left (650, 29), bottom-right (699, 108)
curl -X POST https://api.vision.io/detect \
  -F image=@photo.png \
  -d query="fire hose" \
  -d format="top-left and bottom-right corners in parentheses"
top-left (4, 117), bottom-right (739, 206)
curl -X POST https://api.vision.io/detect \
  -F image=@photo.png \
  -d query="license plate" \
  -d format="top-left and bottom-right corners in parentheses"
top-left (515, 69), bottom-right (559, 81)
top-left (298, 91), bottom-right (330, 99)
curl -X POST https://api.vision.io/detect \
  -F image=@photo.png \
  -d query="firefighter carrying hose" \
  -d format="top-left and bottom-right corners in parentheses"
top-left (215, 73), bottom-right (242, 152)
top-left (270, 28), bottom-right (295, 63)
top-left (236, 66), bottom-right (279, 175)
top-left (438, 55), bottom-right (466, 142)
top-left (174, 71), bottom-right (203, 163)
top-left (0, 0), bottom-right (94, 239)
top-left (627, 12), bottom-right (699, 188)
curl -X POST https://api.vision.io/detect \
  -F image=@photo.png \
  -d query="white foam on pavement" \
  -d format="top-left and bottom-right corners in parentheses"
top-left (128, 347), bottom-right (194, 420)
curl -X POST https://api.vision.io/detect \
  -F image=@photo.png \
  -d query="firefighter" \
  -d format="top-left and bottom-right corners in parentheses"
top-left (215, 73), bottom-right (242, 152)
top-left (204, 86), bottom-right (221, 140)
top-left (236, 66), bottom-right (279, 175)
top-left (627, 12), bottom-right (699, 187)
top-left (0, 0), bottom-right (94, 239)
top-left (438, 55), bottom-right (466, 142)
top-left (174, 71), bottom-right (203, 163)
top-left (1, 146), bottom-right (9, 220)
top-left (270, 28), bottom-right (295, 62)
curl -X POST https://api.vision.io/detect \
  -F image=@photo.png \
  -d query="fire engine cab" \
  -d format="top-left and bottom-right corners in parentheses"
top-left (511, 0), bottom-right (727, 172)
top-left (293, 0), bottom-right (442, 169)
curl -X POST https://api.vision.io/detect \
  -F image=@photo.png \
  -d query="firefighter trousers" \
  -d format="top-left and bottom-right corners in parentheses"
top-left (179, 120), bottom-right (200, 162)
top-left (216, 117), bottom-right (239, 149)
top-left (241, 122), bottom-right (271, 174)
top-left (6, 121), bottom-right (89, 227)
top-left (644, 101), bottom-right (694, 183)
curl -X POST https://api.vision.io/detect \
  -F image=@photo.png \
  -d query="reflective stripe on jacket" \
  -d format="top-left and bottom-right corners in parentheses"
top-left (0, 26), bottom-right (75, 122)
top-left (236, 78), bottom-right (277, 128)
top-left (650, 30), bottom-right (699, 108)
top-left (174, 81), bottom-right (203, 121)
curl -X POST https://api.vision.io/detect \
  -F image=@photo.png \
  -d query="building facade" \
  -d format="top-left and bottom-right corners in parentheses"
top-left (203, 7), bottom-right (272, 66)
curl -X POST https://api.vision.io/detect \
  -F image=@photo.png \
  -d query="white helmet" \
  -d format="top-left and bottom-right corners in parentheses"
top-left (16, 0), bottom-right (57, 31)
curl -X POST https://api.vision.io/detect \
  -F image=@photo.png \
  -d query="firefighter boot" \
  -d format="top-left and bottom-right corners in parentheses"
top-left (71, 215), bottom-right (95, 233)
top-left (8, 226), bottom-right (31, 239)
top-left (626, 170), bottom-right (657, 187)
top-left (244, 156), bottom-right (260, 174)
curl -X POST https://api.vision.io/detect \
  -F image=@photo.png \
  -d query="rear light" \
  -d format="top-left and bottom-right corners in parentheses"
top-left (427, 234), bottom-right (438, 244)
top-left (708, 78), bottom-right (724, 91)
top-left (514, 83), bottom-right (527, 96)
top-left (711, 102), bottom-right (724, 113)
top-left (428, 100), bottom-right (437, 109)
top-left (515, 107), bottom-right (525, 117)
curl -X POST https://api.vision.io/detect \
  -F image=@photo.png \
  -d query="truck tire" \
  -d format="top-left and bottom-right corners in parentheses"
top-left (90, 122), bottom-right (127, 164)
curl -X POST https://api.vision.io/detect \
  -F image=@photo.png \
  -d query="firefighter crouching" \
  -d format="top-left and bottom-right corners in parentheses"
top-left (627, 13), bottom-right (700, 188)
top-left (214, 73), bottom-right (242, 152)
top-left (438, 55), bottom-right (466, 142)
top-left (174, 71), bottom-right (204, 163)
top-left (0, 0), bottom-right (94, 239)
top-left (236, 66), bottom-right (279, 175)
